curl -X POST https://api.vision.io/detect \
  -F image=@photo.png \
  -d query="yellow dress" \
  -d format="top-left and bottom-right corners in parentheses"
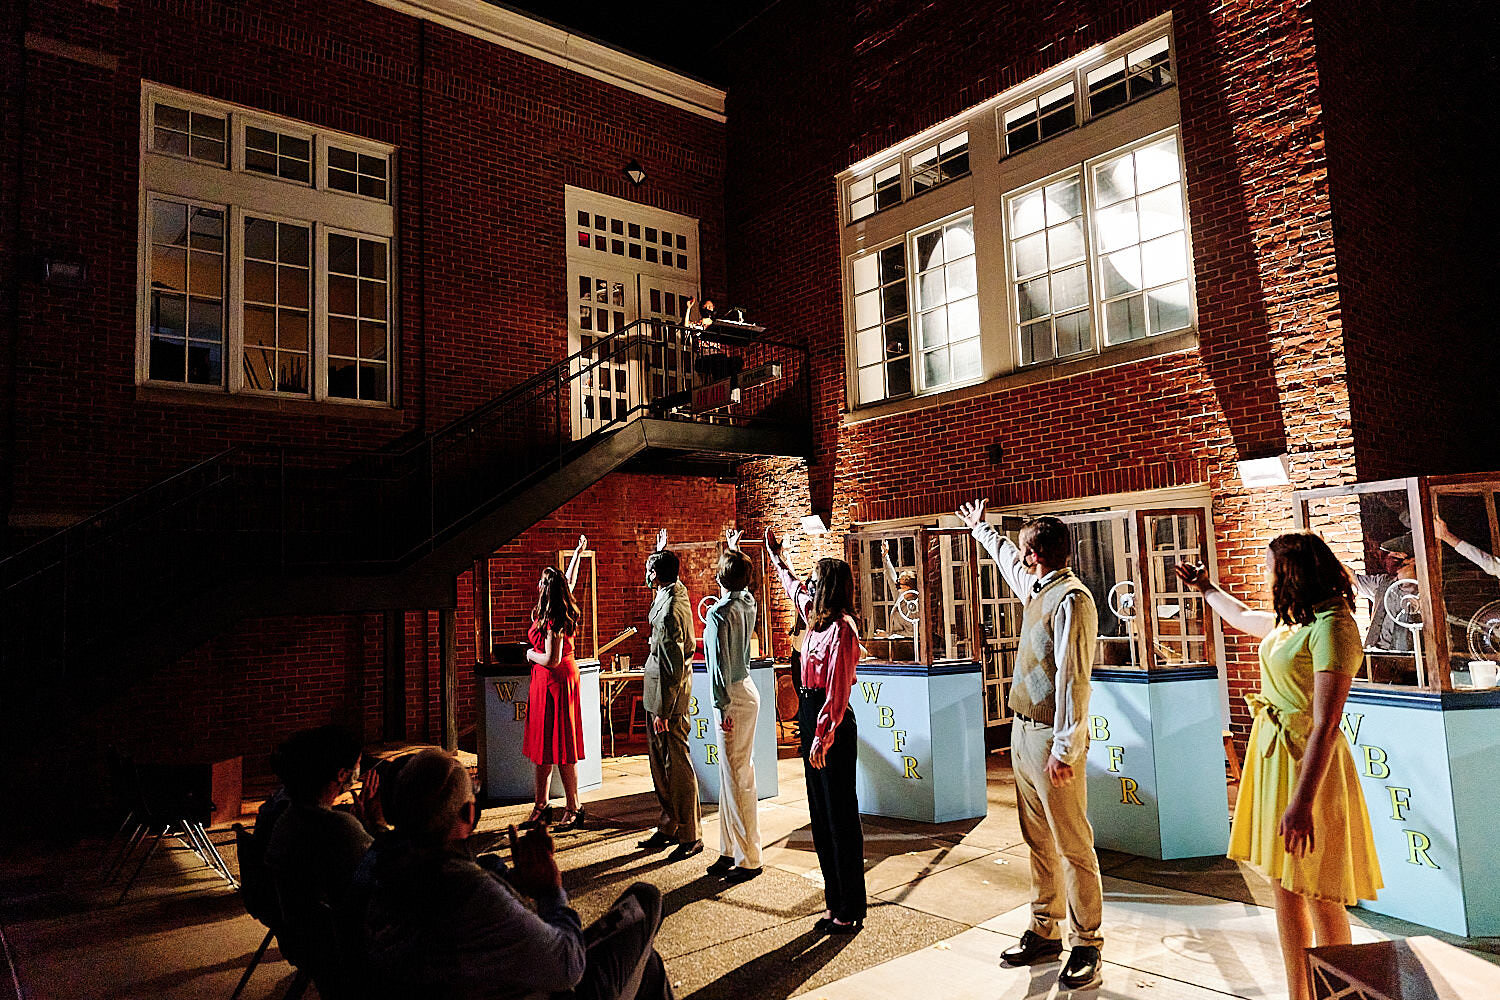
top-left (1227, 600), bottom-right (1383, 905)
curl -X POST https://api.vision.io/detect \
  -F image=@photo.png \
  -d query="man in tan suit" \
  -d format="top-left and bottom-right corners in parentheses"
top-left (959, 500), bottom-right (1103, 991)
top-left (637, 529), bottom-right (702, 859)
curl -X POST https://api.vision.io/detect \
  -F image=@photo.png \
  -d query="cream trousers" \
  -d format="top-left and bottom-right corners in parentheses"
top-left (716, 678), bottom-right (761, 868)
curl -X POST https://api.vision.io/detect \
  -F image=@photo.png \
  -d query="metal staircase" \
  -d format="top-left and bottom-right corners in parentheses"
top-left (0, 319), bottom-right (808, 699)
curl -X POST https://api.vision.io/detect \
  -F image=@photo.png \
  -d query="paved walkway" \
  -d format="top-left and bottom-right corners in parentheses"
top-left (2, 754), bottom-right (1495, 999)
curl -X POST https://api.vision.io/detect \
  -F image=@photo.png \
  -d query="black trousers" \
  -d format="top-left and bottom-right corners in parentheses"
top-left (567, 882), bottom-right (673, 1000)
top-left (797, 687), bottom-right (866, 922)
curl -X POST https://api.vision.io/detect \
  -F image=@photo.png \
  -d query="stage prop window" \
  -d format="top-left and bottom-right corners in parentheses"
top-left (138, 83), bottom-right (396, 405)
top-left (1295, 475), bottom-right (1500, 692)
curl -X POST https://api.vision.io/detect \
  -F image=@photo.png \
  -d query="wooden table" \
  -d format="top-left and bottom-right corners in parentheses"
top-left (1308, 936), bottom-right (1500, 999)
top-left (599, 669), bottom-right (645, 757)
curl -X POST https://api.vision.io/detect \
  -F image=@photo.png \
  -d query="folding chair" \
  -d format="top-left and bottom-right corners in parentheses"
top-left (230, 821), bottom-right (311, 1000)
top-left (107, 761), bottom-right (238, 904)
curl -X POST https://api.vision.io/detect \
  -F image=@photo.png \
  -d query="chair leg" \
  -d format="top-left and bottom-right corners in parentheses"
top-left (229, 928), bottom-right (274, 1000)
top-left (98, 809), bottom-right (137, 875)
top-left (117, 827), bottom-right (166, 905)
top-left (193, 822), bottom-right (239, 889)
top-left (105, 821), bottom-right (148, 884)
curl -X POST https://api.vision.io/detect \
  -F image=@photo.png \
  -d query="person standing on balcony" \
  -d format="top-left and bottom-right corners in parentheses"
top-left (1176, 533), bottom-right (1381, 1000)
top-left (704, 528), bottom-right (762, 883)
top-left (957, 500), bottom-right (1104, 991)
top-left (765, 527), bottom-right (866, 934)
top-left (637, 528), bottom-right (702, 859)
top-left (521, 536), bottom-right (589, 832)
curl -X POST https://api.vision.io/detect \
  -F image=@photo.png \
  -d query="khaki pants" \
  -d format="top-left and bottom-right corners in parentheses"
top-left (716, 678), bottom-right (761, 868)
top-left (647, 712), bottom-right (700, 843)
top-left (1012, 718), bottom-right (1104, 948)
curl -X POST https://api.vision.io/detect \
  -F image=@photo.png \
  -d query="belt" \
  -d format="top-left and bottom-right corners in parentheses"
top-left (1013, 712), bottom-right (1052, 725)
top-left (1246, 693), bottom-right (1310, 761)
top-left (796, 684), bottom-right (825, 698)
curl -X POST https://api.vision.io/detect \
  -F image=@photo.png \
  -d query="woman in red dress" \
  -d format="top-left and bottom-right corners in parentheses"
top-left (522, 538), bottom-right (588, 831)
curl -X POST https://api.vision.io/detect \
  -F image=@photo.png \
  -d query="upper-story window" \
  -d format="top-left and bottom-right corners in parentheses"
top-left (838, 14), bottom-right (1191, 412)
top-left (138, 84), bottom-right (397, 405)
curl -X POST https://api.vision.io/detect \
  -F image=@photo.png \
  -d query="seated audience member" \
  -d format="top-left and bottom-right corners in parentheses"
top-left (263, 725), bottom-right (384, 996)
top-left (360, 748), bottom-right (672, 1000)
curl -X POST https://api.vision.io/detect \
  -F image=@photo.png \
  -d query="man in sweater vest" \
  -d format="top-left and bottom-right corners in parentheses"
top-left (959, 500), bottom-right (1104, 991)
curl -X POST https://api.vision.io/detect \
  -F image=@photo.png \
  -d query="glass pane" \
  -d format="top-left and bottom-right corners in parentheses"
top-left (1094, 155), bottom-right (1135, 206)
top-left (915, 229), bottom-right (943, 269)
top-left (360, 363), bottom-right (388, 401)
top-left (923, 349), bottom-right (951, 387)
top-left (945, 256), bottom-right (976, 298)
top-left (1018, 276), bottom-right (1049, 321)
top-left (947, 297), bottom-right (979, 342)
top-left (856, 327), bottom-right (882, 366)
top-left (919, 307), bottom-right (948, 347)
top-left (1134, 137), bottom-right (1180, 192)
top-left (854, 290), bottom-right (881, 330)
top-left (359, 279), bottom-right (385, 319)
top-left (152, 246), bottom-right (186, 292)
top-left (188, 252), bottom-right (221, 296)
top-left (1101, 247), bottom-right (1142, 297)
top-left (280, 224), bottom-right (309, 266)
top-left (1045, 177), bottom-right (1081, 224)
top-left (280, 266), bottom-right (308, 309)
top-left (189, 208), bottom-right (222, 251)
top-left (880, 244), bottom-right (906, 281)
top-left (246, 149), bottom-right (278, 174)
top-left (1137, 184), bottom-right (1183, 241)
top-left (244, 304), bottom-right (275, 347)
top-left (917, 269), bottom-right (946, 310)
top-left (1021, 320), bottom-right (1052, 364)
top-left (280, 310), bottom-right (309, 352)
top-left (1013, 232), bottom-right (1047, 278)
top-left (1056, 310), bottom-right (1090, 356)
top-left (156, 104), bottom-right (189, 131)
top-left (186, 340), bottom-right (221, 384)
top-left (1105, 296), bottom-right (1147, 344)
top-left (1048, 220), bottom-right (1084, 267)
top-left (885, 319), bottom-right (909, 356)
top-left (329, 234), bottom-right (357, 275)
top-left (951, 337), bottom-right (982, 381)
top-left (188, 299), bottom-right (221, 340)
top-left (943, 218), bottom-right (974, 260)
top-left (245, 218), bottom-right (276, 260)
top-left (149, 336), bottom-right (185, 382)
top-left (329, 275), bottom-right (357, 315)
top-left (152, 292), bottom-right (185, 337)
top-left (279, 352), bottom-right (309, 394)
top-left (887, 355), bottom-right (912, 396)
top-left (882, 282), bottom-right (908, 318)
top-left (858, 364), bottom-right (884, 403)
top-left (1095, 200), bottom-right (1139, 253)
top-left (245, 261), bottom-right (276, 303)
top-left (1010, 189), bottom-right (1046, 236)
top-left (1141, 232), bottom-right (1188, 286)
top-left (244, 347), bottom-right (274, 391)
top-left (853, 253), bottom-right (879, 293)
top-left (360, 322), bottom-right (387, 359)
top-left (329, 316), bottom-right (357, 357)
top-left (1051, 264), bottom-right (1088, 312)
top-left (153, 200), bottom-right (187, 245)
top-left (1147, 282), bottom-right (1191, 333)
top-left (360, 240), bottom-right (386, 279)
top-left (329, 358), bottom-right (357, 398)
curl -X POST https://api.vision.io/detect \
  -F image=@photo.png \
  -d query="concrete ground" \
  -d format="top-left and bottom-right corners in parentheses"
top-left (2, 752), bottom-right (1496, 999)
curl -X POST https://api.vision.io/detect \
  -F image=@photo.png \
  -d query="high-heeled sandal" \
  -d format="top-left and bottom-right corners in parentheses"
top-left (553, 806), bottom-right (586, 832)
top-left (521, 803), bottom-right (552, 828)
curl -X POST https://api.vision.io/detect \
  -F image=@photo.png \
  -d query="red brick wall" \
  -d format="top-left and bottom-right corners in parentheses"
top-left (1311, 0), bottom-right (1499, 480)
top-left (722, 0), bottom-right (1362, 741)
top-left (5, 0), bottom-right (726, 528)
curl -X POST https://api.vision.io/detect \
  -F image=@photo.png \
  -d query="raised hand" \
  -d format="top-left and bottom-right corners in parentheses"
top-left (506, 823), bottom-right (563, 898)
top-left (1174, 561), bottom-right (1210, 591)
top-left (956, 499), bottom-right (989, 530)
top-left (763, 526), bottom-right (783, 560)
top-left (725, 527), bottom-right (743, 551)
top-left (655, 528), bottom-right (668, 552)
top-left (574, 534), bottom-right (587, 555)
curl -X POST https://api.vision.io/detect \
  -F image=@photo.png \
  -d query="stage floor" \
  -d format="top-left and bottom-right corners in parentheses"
top-left (2, 753), bottom-right (1496, 999)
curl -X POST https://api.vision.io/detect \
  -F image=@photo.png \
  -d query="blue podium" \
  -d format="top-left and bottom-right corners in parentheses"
top-left (685, 658), bottom-right (779, 802)
top-left (1084, 667), bottom-right (1228, 860)
top-left (845, 661), bottom-right (987, 823)
top-left (475, 660), bottom-right (602, 800)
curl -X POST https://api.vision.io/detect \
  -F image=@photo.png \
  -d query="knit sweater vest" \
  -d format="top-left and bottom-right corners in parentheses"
top-left (1008, 569), bottom-right (1093, 726)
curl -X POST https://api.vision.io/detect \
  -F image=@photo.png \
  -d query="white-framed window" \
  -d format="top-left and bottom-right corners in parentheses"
top-left (837, 14), bottom-right (1191, 411)
top-left (138, 83), bottom-right (397, 405)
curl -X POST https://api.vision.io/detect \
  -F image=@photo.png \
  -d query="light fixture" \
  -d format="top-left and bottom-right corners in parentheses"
top-left (623, 159), bottom-right (646, 186)
top-left (1237, 454), bottom-right (1292, 488)
top-left (800, 513), bottom-right (829, 535)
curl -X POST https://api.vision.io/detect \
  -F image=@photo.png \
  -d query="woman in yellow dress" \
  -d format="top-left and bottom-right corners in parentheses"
top-left (1177, 532), bottom-right (1381, 1000)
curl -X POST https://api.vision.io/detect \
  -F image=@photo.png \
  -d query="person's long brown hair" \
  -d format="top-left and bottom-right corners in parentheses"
top-left (1268, 531), bottom-right (1355, 626)
top-left (532, 566), bottom-right (580, 635)
top-left (809, 557), bottom-right (857, 632)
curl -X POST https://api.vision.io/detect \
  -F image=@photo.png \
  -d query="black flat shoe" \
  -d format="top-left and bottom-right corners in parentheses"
top-left (706, 855), bottom-right (735, 877)
top-left (1000, 930), bottom-right (1064, 966)
top-left (826, 918), bottom-right (863, 935)
top-left (1059, 945), bottom-right (1102, 990)
top-left (722, 866), bottom-right (762, 884)
top-left (637, 831), bottom-right (674, 851)
top-left (668, 839), bottom-right (704, 861)
top-left (552, 806), bottom-right (586, 832)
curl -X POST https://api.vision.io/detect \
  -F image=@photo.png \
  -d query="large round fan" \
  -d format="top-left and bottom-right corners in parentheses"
top-left (894, 588), bottom-right (920, 625)
top-left (697, 595), bottom-right (717, 625)
top-left (1383, 578), bottom-right (1424, 632)
top-left (1108, 581), bottom-right (1137, 622)
top-left (1466, 600), bottom-right (1500, 661)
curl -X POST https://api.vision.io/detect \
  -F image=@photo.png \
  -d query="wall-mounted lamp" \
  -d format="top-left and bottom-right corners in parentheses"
top-left (800, 513), bottom-right (829, 535)
top-left (1237, 454), bottom-right (1292, 488)
top-left (623, 159), bottom-right (647, 186)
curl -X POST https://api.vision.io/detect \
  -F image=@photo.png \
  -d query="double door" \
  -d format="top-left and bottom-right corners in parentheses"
top-left (568, 263), bottom-right (697, 438)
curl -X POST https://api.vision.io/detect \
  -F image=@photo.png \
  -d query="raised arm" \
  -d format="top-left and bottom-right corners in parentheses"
top-left (655, 528), bottom-right (668, 552)
top-left (564, 535), bottom-right (587, 590)
top-left (957, 499), bottom-right (1031, 601)
top-left (764, 527), bottom-right (813, 619)
top-left (1174, 562), bottom-right (1275, 639)
top-left (881, 540), bottom-right (899, 591)
top-left (725, 526), bottom-right (743, 551)
top-left (1436, 517), bottom-right (1500, 579)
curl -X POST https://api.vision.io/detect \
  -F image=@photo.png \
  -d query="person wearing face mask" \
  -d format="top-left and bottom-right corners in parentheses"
top-left (957, 500), bottom-right (1104, 991)
top-left (636, 528), bottom-right (701, 859)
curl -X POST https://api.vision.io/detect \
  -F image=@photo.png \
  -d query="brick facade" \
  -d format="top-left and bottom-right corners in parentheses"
top-left (719, 0), bottom-right (1496, 745)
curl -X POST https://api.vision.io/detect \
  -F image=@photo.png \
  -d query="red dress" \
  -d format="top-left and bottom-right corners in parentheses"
top-left (522, 620), bottom-right (584, 766)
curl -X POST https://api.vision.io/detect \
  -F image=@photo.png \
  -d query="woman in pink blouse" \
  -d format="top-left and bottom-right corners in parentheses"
top-left (765, 528), bottom-right (866, 933)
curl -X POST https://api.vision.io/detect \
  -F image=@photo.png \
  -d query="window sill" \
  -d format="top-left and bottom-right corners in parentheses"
top-left (135, 384), bottom-right (405, 421)
top-left (843, 329), bottom-right (1197, 426)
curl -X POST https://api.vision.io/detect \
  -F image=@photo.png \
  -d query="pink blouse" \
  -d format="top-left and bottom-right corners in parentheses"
top-left (776, 562), bottom-right (861, 750)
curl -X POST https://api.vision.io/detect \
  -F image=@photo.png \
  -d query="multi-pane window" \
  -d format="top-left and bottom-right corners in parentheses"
top-left (849, 163), bottom-right (902, 222)
top-left (851, 244), bottom-right (910, 404)
top-left (242, 217), bottom-right (311, 394)
top-left (1092, 135), bottom-right (1190, 345)
top-left (910, 132), bottom-right (970, 194)
top-left (574, 209), bottom-right (690, 269)
top-left (147, 198), bottom-right (225, 385)
top-left (328, 146), bottom-right (388, 201)
top-left (327, 234), bottom-right (390, 402)
top-left (1087, 36), bottom-right (1173, 117)
top-left (151, 101), bottom-right (227, 165)
top-left (1003, 83), bottom-right (1076, 155)
top-left (139, 84), bottom-right (396, 404)
top-left (912, 215), bottom-right (980, 390)
top-left (1010, 174), bottom-right (1090, 364)
top-left (245, 126), bottom-right (312, 184)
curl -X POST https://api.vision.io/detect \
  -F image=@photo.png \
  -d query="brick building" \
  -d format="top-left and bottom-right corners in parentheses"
top-left (1, 0), bottom-right (1492, 823)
